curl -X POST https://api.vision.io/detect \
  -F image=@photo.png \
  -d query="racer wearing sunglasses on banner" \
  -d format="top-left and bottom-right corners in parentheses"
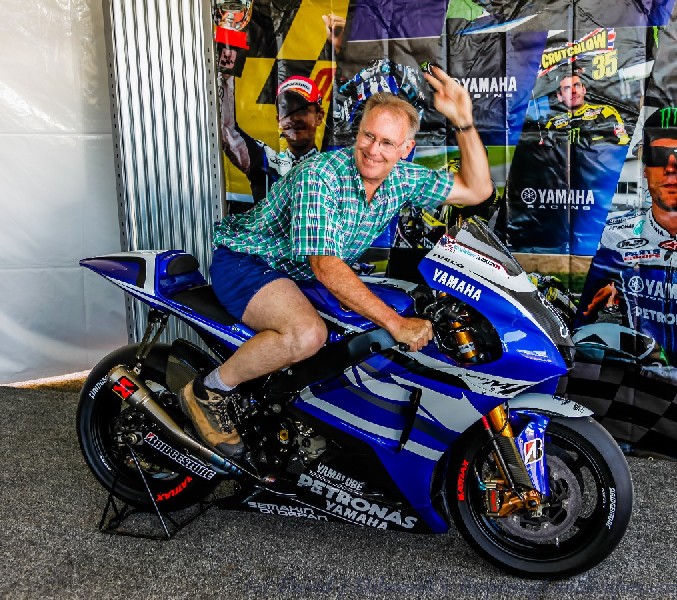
top-left (576, 107), bottom-right (677, 364)
top-left (179, 65), bottom-right (493, 457)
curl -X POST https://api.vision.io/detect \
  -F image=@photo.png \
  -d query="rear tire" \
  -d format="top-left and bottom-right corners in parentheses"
top-left (448, 417), bottom-right (633, 579)
top-left (77, 344), bottom-right (219, 511)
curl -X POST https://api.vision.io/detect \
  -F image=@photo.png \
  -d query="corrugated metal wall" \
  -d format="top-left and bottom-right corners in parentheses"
top-left (102, 0), bottom-right (224, 343)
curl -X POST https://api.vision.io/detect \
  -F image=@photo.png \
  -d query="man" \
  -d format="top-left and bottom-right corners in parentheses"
top-left (219, 52), bottom-right (325, 209)
top-left (545, 73), bottom-right (629, 146)
top-left (180, 66), bottom-right (493, 457)
top-left (576, 106), bottom-right (677, 363)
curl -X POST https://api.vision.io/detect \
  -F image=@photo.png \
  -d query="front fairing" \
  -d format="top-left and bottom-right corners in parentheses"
top-left (417, 219), bottom-right (573, 384)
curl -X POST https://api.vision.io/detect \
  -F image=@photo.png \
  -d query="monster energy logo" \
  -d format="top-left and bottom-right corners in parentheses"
top-left (569, 127), bottom-right (581, 144)
top-left (660, 107), bottom-right (677, 129)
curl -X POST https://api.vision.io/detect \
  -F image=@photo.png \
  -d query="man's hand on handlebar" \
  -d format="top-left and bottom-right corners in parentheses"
top-left (391, 317), bottom-right (434, 352)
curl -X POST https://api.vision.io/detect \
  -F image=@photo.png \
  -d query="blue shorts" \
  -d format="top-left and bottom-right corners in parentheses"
top-left (210, 246), bottom-right (288, 320)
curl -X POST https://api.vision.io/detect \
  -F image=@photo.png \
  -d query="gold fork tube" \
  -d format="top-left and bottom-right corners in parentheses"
top-left (487, 404), bottom-right (514, 437)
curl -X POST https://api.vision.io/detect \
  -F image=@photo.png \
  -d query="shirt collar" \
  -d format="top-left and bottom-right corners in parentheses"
top-left (648, 207), bottom-right (672, 238)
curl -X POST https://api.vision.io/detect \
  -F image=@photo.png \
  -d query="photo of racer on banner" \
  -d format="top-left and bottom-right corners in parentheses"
top-left (219, 66), bottom-right (325, 212)
top-left (545, 71), bottom-right (630, 146)
top-left (505, 34), bottom-right (640, 257)
top-left (575, 106), bottom-right (677, 367)
top-left (212, 0), bottom-right (347, 212)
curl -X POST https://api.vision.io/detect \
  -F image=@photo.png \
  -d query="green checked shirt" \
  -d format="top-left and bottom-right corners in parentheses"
top-left (213, 146), bottom-right (454, 280)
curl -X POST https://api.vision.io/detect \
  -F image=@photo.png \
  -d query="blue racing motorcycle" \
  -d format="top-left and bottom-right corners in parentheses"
top-left (77, 218), bottom-right (632, 579)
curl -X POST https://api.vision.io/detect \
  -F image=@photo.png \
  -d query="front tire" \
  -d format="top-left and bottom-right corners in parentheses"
top-left (77, 344), bottom-right (219, 512)
top-left (448, 417), bottom-right (633, 579)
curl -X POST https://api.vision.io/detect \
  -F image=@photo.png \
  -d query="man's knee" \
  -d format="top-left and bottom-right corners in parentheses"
top-left (289, 319), bottom-right (327, 362)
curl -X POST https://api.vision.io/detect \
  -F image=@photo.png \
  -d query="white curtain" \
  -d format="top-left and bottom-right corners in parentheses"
top-left (0, 0), bottom-right (127, 383)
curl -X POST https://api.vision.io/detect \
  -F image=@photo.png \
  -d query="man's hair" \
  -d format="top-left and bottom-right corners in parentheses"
top-left (361, 93), bottom-right (421, 139)
top-left (643, 107), bottom-right (677, 152)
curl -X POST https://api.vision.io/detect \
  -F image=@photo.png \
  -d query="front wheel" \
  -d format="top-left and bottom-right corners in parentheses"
top-left (448, 417), bottom-right (633, 579)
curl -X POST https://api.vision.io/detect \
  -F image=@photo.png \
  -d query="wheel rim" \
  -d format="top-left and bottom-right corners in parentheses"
top-left (466, 429), bottom-right (609, 561)
top-left (88, 379), bottom-right (184, 487)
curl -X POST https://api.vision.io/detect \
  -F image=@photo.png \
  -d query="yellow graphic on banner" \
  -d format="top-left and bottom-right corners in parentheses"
top-left (279, 0), bottom-right (349, 60)
top-left (224, 0), bottom-right (349, 199)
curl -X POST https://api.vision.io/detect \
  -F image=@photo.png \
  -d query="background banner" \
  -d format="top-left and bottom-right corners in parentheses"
top-left (213, 0), bottom-right (677, 458)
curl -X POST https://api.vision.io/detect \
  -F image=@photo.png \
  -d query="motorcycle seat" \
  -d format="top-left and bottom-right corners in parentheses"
top-left (171, 285), bottom-right (239, 326)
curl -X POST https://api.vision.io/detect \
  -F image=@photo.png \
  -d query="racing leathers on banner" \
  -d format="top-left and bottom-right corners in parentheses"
top-left (576, 207), bottom-right (677, 364)
top-left (544, 102), bottom-right (629, 146)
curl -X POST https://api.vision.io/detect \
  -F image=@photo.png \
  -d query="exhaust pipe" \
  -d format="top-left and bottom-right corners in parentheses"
top-left (107, 365), bottom-right (245, 477)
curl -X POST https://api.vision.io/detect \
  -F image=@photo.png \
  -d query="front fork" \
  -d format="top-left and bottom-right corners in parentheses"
top-left (479, 405), bottom-right (549, 517)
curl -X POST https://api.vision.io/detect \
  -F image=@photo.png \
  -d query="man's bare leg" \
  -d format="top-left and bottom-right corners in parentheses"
top-left (217, 278), bottom-right (327, 387)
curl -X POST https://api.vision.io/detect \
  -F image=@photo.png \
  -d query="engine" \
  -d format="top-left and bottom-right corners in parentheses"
top-left (412, 285), bottom-right (502, 366)
top-left (229, 393), bottom-right (327, 474)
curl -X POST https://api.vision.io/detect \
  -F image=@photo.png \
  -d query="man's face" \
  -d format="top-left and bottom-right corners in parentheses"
top-left (644, 138), bottom-right (677, 214)
top-left (354, 106), bottom-right (416, 185)
top-left (277, 103), bottom-right (323, 150)
top-left (557, 76), bottom-right (586, 110)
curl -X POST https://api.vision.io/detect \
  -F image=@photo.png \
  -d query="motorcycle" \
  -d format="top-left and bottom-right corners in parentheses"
top-left (77, 217), bottom-right (632, 579)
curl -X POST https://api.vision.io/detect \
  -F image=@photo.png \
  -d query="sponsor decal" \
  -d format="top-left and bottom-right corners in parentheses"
top-left (523, 438), bottom-right (544, 465)
top-left (156, 476), bottom-right (192, 502)
top-left (627, 276), bottom-right (644, 294)
top-left (659, 240), bottom-right (677, 252)
top-left (111, 375), bottom-right (138, 401)
top-left (582, 107), bottom-right (603, 120)
top-left (621, 249), bottom-right (661, 262)
top-left (569, 127), bottom-right (581, 144)
top-left (627, 276), bottom-right (677, 300)
top-left (457, 459), bottom-right (469, 501)
top-left (606, 487), bottom-right (616, 529)
top-left (521, 188), bottom-right (595, 210)
top-left (143, 432), bottom-right (217, 480)
top-left (659, 107), bottom-right (677, 129)
top-left (457, 76), bottom-right (516, 98)
top-left (89, 376), bottom-right (107, 400)
top-left (453, 244), bottom-right (504, 272)
top-left (617, 238), bottom-right (648, 249)
top-left (297, 474), bottom-right (418, 530)
top-left (614, 123), bottom-right (627, 138)
top-left (247, 502), bottom-right (329, 521)
top-left (464, 373), bottom-right (531, 396)
top-left (431, 268), bottom-right (482, 301)
top-left (539, 29), bottom-right (616, 77)
top-left (313, 463), bottom-right (364, 492)
top-left (634, 306), bottom-right (677, 325)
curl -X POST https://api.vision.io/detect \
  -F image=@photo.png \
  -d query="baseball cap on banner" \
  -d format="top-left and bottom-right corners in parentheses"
top-left (642, 107), bottom-right (677, 166)
top-left (276, 76), bottom-right (322, 119)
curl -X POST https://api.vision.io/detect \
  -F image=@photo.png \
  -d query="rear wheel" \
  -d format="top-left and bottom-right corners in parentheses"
top-left (448, 417), bottom-right (633, 579)
top-left (77, 344), bottom-right (219, 511)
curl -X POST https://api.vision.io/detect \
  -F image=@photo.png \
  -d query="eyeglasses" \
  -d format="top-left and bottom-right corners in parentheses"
top-left (644, 145), bottom-right (677, 167)
top-left (357, 130), bottom-right (407, 153)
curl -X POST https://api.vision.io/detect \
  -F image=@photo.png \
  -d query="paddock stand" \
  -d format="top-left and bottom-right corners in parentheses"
top-left (98, 443), bottom-right (214, 540)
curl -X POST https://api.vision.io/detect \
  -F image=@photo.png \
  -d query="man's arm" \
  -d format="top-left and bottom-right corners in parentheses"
top-left (308, 255), bottom-right (433, 352)
top-left (218, 70), bottom-right (251, 174)
top-left (423, 66), bottom-right (493, 205)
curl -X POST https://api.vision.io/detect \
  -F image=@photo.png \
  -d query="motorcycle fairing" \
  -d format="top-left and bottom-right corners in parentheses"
top-left (418, 238), bottom-right (568, 385)
top-left (81, 250), bottom-right (258, 349)
top-left (297, 278), bottom-right (417, 331)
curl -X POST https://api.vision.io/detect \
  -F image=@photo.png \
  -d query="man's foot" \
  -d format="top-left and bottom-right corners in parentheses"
top-left (178, 376), bottom-right (245, 458)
